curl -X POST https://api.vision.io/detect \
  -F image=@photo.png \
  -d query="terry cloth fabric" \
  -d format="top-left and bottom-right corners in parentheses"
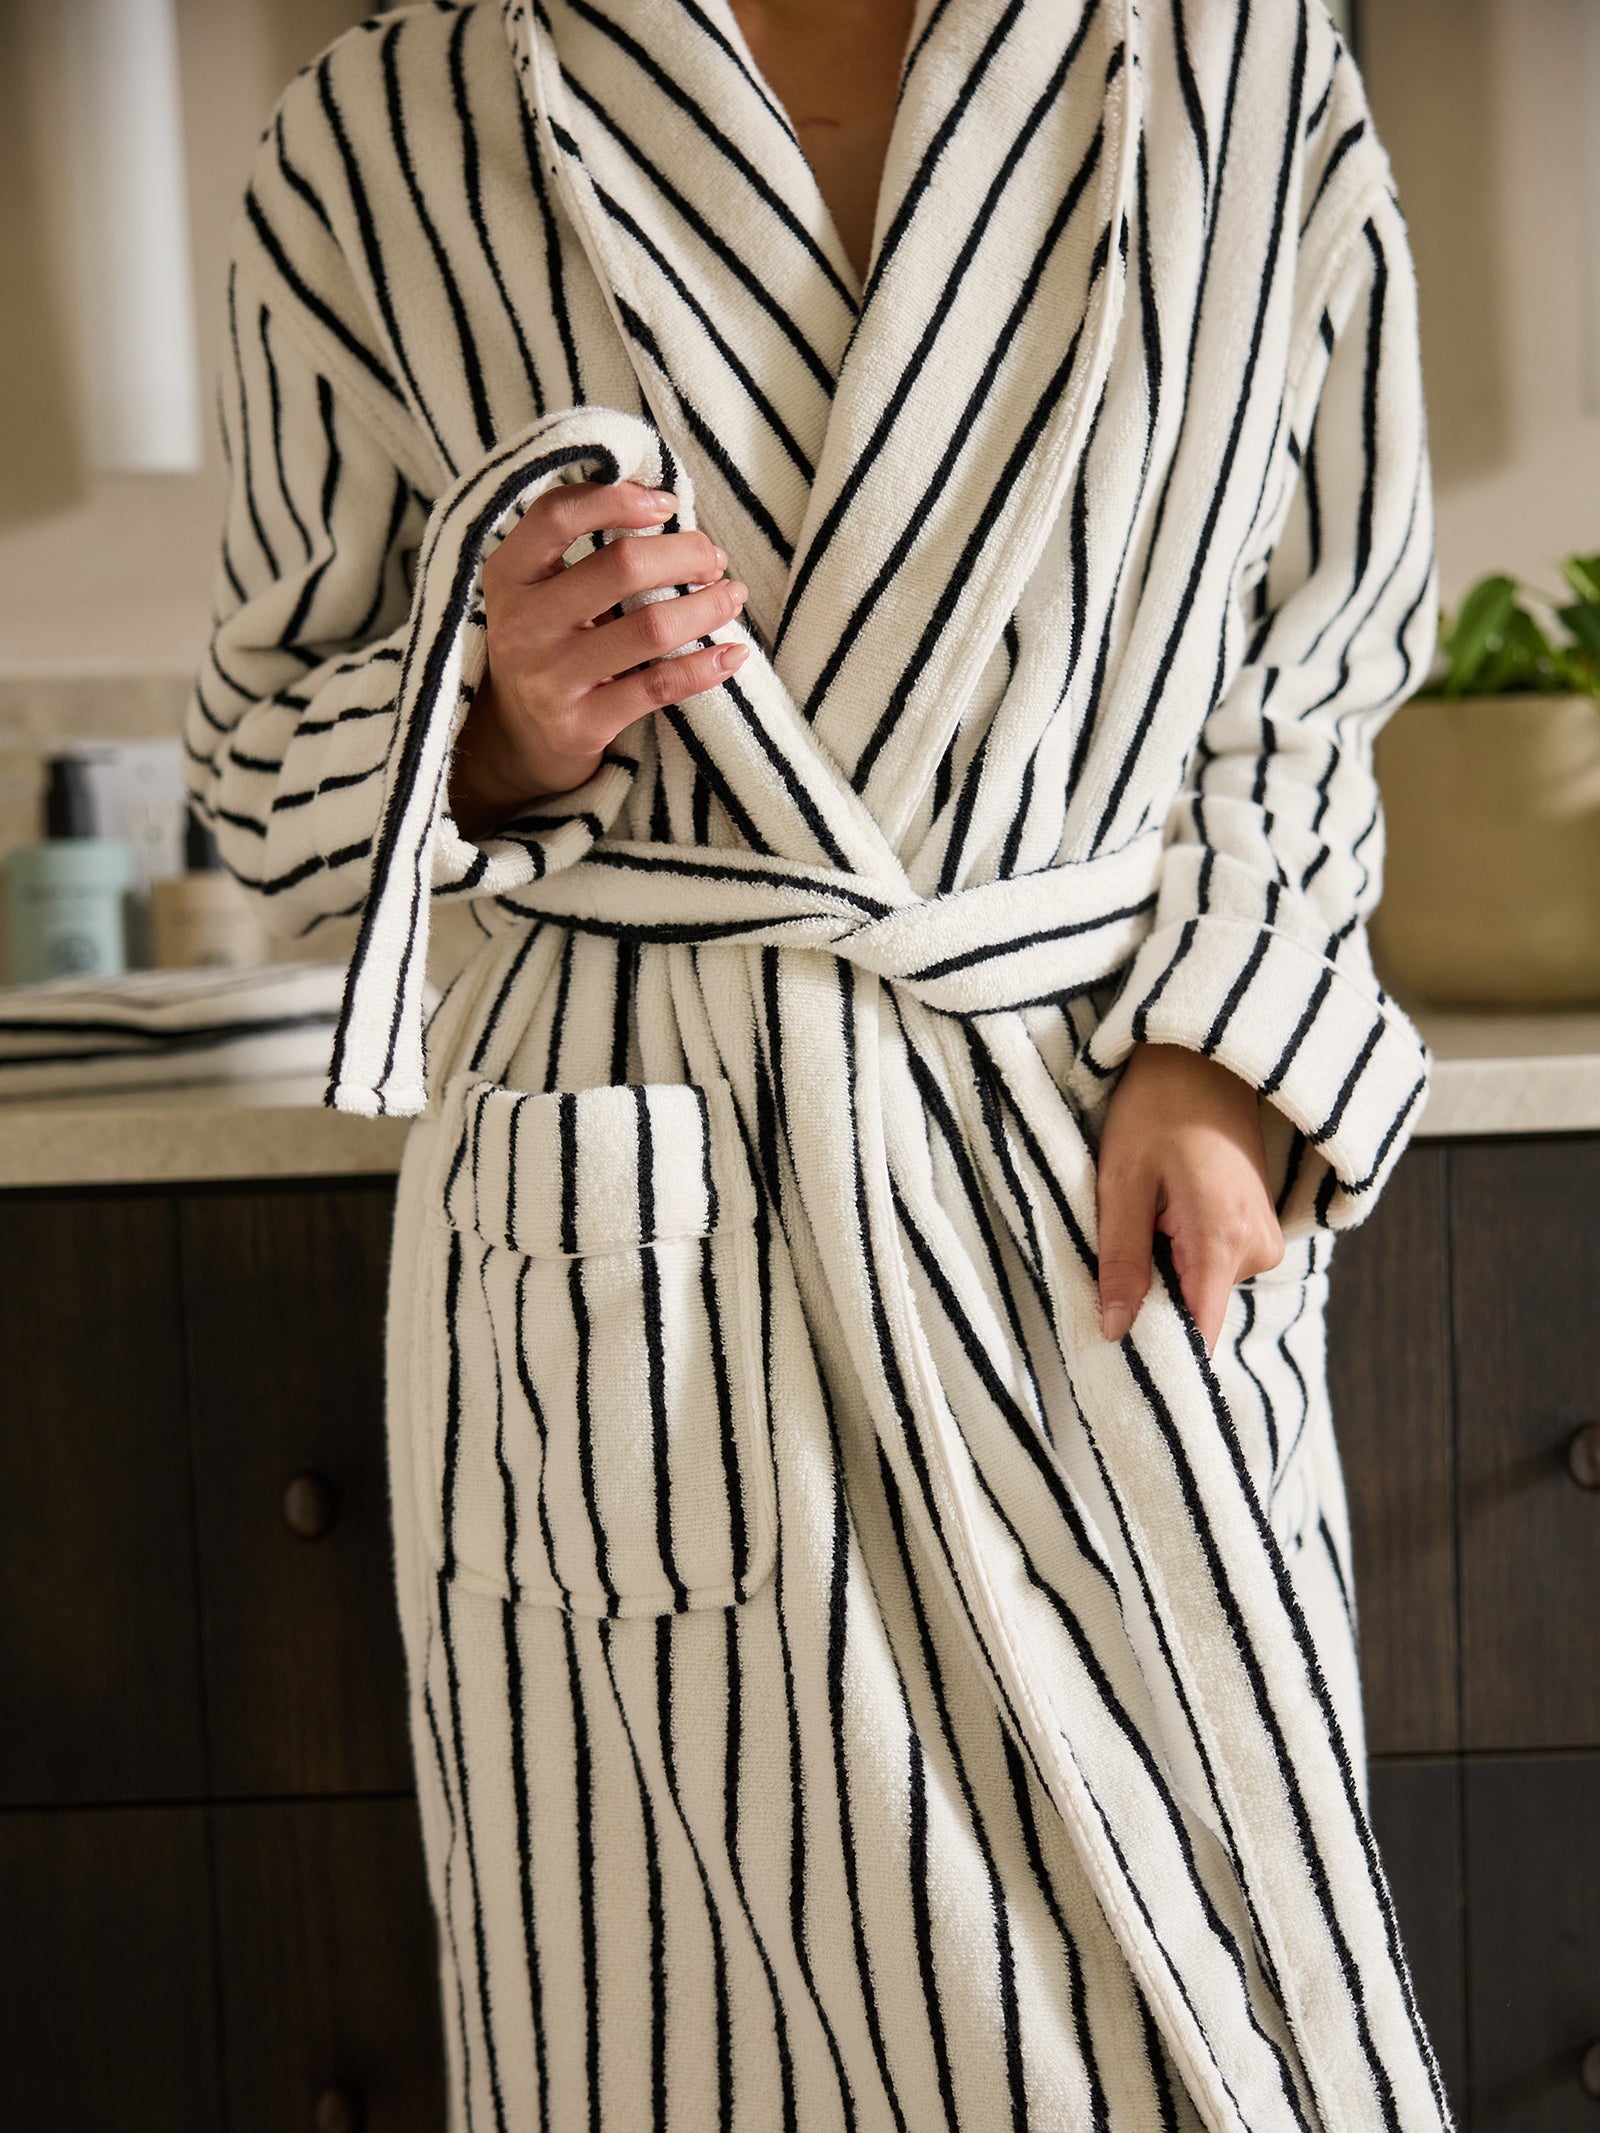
top-left (187, 3), bottom-right (1448, 2129)
top-left (0, 962), bottom-right (349, 1096)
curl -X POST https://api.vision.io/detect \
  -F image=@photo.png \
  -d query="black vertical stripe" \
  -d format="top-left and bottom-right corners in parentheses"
top-left (377, 21), bottom-right (499, 455)
top-left (420, 1630), bottom-right (480, 2129)
top-left (654, 1617), bottom-right (735, 2132)
top-left (634, 1089), bottom-right (689, 1608)
top-left (562, 1617), bottom-right (604, 2133)
top-left (315, 48), bottom-right (456, 472)
top-left (500, 1601), bottom-right (551, 2133)
top-left (512, 1257), bottom-right (572, 1608)
top-left (450, 6), bottom-right (545, 417)
top-left (437, 1575), bottom-right (511, 2133)
top-left (720, 1607), bottom-right (800, 2130)
top-left (594, 1621), bottom-right (670, 2132)
top-left (819, 1377), bottom-right (912, 2133)
top-left (999, 1727), bottom-right (1110, 2130)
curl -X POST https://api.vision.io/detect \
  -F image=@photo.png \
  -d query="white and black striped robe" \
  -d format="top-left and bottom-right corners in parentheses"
top-left (187, 1), bottom-right (1448, 2126)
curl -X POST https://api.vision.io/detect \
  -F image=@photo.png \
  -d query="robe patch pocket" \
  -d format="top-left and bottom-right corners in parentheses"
top-left (421, 1071), bottom-right (777, 1617)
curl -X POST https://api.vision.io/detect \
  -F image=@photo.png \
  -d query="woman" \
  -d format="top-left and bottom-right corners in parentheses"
top-left (190, 1), bottom-right (1445, 2127)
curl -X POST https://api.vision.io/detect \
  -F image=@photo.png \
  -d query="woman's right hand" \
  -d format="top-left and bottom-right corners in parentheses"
top-left (447, 479), bottom-right (749, 839)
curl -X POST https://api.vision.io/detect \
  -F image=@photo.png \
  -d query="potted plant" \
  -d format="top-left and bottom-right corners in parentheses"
top-left (1371, 557), bottom-right (1600, 1008)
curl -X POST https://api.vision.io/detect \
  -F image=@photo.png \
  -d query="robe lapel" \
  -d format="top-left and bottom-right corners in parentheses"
top-left (512, 0), bottom-right (1138, 852)
top-left (508, 0), bottom-right (858, 636)
top-left (789, 0), bottom-right (1139, 842)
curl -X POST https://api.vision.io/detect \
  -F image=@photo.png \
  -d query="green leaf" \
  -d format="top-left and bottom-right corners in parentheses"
top-left (1477, 604), bottom-right (1558, 694)
top-left (1440, 573), bottom-right (1519, 693)
top-left (1554, 645), bottom-right (1600, 698)
top-left (1558, 601), bottom-right (1600, 659)
top-left (1561, 554), bottom-right (1600, 605)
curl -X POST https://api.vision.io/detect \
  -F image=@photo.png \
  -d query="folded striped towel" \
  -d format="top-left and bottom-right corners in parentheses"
top-left (0, 963), bottom-right (352, 1098)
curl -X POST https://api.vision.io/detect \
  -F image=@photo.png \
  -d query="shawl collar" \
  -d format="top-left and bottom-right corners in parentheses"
top-left (506, 0), bottom-right (1139, 849)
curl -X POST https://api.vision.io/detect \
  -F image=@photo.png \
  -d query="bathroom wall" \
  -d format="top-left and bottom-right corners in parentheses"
top-left (0, 0), bottom-right (374, 976)
top-left (0, 0), bottom-right (370, 680)
top-left (1366, 0), bottom-right (1600, 614)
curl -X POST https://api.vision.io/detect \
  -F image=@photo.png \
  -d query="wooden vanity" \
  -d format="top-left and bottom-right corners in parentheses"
top-left (1, 1020), bottom-right (1596, 2130)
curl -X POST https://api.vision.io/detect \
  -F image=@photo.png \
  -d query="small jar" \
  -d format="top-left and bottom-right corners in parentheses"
top-left (148, 808), bottom-right (267, 969)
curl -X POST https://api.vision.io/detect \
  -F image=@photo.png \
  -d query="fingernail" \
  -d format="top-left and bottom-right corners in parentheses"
top-left (716, 643), bottom-right (748, 672)
top-left (726, 581), bottom-right (747, 605)
top-left (1101, 1301), bottom-right (1132, 1344)
top-left (645, 489), bottom-right (677, 515)
top-left (712, 546), bottom-right (728, 568)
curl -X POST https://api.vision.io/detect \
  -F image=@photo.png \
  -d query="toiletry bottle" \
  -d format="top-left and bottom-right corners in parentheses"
top-left (4, 756), bottom-right (134, 983)
top-left (149, 807), bottom-right (268, 969)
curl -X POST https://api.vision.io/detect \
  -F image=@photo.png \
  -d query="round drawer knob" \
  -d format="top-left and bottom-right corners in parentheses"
top-left (313, 2081), bottom-right (366, 2133)
top-left (283, 1471), bottom-right (339, 1540)
top-left (1568, 1424), bottom-right (1600, 1491)
top-left (1581, 2039), bottom-right (1600, 2099)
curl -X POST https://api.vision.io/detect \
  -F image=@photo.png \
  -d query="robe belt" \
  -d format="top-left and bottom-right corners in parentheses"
top-left (330, 803), bottom-right (1162, 1115)
top-left (492, 828), bottom-right (1165, 1018)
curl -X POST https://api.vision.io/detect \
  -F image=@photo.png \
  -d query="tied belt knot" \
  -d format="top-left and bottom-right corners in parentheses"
top-left (491, 835), bottom-right (1163, 1016)
top-left (329, 819), bottom-right (1164, 1117)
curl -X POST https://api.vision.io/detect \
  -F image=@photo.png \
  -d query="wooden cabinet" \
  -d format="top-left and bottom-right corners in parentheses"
top-left (0, 1177), bottom-right (441, 2128)
top-left (1463, 1756), bottom-right (1600, 2131)
top-left (1368, 1758), bottom-right (1468, 2112)
top-left (182, 1188), bottom-right (413, 1796)
top-left (1328, 1144), bottom-right (1459, 1757)
top-left (0, 1195), bottom-right (205, 1806)
top-left (1328, 1135), bottom-right (1600, 2130)
top-left (1, 1136), bottom-right (1595, 2127)
top-left (0, 1807), bottom-right (221, 2130)
top-left (1450, 1142), bottom-right (1600, 1753)
top-left (212, 1798), bottom-right (447, 2133)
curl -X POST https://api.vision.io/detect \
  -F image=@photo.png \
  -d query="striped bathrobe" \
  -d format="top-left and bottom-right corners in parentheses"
top-left (188, 1), bottom-right (1447, 2127)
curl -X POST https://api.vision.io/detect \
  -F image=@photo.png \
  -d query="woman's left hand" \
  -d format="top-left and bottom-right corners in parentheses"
top-left (1096, 1043), bottom-right (1285, 1356)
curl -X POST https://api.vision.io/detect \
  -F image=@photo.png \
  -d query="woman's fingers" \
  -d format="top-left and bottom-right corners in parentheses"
top-left (558, 578), bottom-right (747, 692)
top-left (582, 639), bottom-right (749, 735)
top-left (1096, 1158), bottom-right (1159, 1345)
top-left (550, 526), bottom-right (729, 631)
top-left (1094, 1043), bottom-right (1284, 1355)
top-left (1164, 1225), bottom-right (1241, 1357)
top-left (485, 479), bottom-right (682, 588)
top-left (485, 482), bottom-right (727, 628)
top-left (1162, 1188), bottom-right (1285, 1356)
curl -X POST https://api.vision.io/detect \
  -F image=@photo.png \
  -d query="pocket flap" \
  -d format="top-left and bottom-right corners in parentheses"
top-left (435, 1073), bottom-right (757, 1256)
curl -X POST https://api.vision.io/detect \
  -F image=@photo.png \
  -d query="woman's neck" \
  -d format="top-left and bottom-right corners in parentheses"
top-left (729, 0), bottom-right (916, 283)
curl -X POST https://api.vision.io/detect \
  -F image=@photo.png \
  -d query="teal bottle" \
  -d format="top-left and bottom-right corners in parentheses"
top-left (5, 756), bottom-right (134, 983)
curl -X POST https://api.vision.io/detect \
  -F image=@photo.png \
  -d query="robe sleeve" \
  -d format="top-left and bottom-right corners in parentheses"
top-left (183, 97), bottom-right (635, 949)
top-left (1069, 177), bottom-right (1437, 1236)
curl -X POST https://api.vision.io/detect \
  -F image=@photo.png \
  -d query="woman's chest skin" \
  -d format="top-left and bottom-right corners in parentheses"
top-left (727, 0), bottom-right (916, 283)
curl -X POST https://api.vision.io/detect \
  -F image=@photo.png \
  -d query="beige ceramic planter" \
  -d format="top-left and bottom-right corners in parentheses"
top-left (1372, 691), bottom-right (1600, 1008)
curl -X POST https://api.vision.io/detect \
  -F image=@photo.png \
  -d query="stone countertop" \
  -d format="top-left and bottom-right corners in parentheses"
top-left (1408, 1009), bottom-right (1600, 1138)
top-left (0, 1074), bottom-right (410, 1189)
top-left (0, 1010), bottom-right (1596, 1189)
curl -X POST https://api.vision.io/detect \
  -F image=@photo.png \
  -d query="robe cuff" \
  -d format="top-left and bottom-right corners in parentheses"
top-left (326, 403), bottom-right (665, 1118)
top-left (1065, 902), bottom-right (1430, 1235)
top-left (431, 754), bottom-right (639, 901)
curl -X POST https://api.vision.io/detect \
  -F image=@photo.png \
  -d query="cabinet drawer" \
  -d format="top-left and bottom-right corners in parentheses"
top-left (1451, 1141), bottom-right (1600, 1751)
top-left (181, 1183), bottom-right (413, 1796)
top-left (1465, 1753), bottom-right (1600, 2128)
top-left (0, 1805), bottom-right (221, 2129)
top-left (1368, 1757), bottom-right (1467, 2116)
top-left (211, 1795), bottom-right (446, 2131)
top-left (1328, 1146), bottom-right (1459, 1756)
top-left (0, 1193), bottom-right (205, 1805)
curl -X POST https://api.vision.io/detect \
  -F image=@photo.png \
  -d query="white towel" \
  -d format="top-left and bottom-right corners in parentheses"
top-left (0, 962), bottom-right (350, 1097)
